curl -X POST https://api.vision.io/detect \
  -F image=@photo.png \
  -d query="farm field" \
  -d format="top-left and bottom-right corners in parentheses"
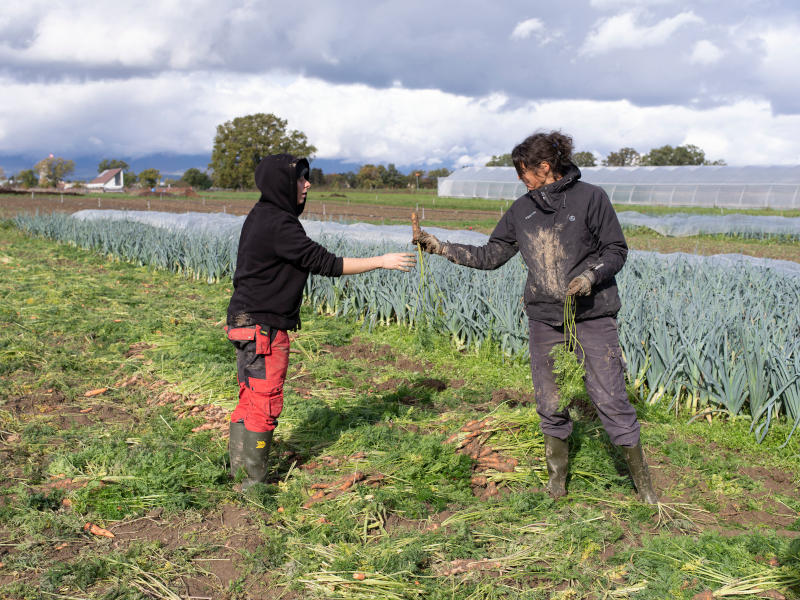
top-left (1, 223), bottom-right (799, 599)
top-left (1, 190), bottom-right (799, 263)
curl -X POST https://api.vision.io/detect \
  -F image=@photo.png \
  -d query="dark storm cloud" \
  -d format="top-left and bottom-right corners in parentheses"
top-left (2, 0), bottom-right (797, 110)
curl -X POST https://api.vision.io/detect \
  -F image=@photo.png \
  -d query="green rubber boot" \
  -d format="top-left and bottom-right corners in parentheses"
top-left (241, 429), bottom-right (273, 491)
top-left (228, 421), bottom-right (246, 478)
top-left (621, 443), bottom-right (658, 504)
top-left (543, 434), bottom-right (569, 499)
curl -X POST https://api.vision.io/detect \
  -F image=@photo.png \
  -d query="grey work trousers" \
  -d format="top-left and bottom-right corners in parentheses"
top-left (528, 316), bottom-right (640, 446)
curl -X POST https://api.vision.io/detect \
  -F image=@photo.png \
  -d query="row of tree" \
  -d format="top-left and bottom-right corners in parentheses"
top-left (4, 157), bottom-right (214, 190)
top-left (3, 111), bottom-right (727, 190)
top-left (486, 144), bottom-right (725, 168)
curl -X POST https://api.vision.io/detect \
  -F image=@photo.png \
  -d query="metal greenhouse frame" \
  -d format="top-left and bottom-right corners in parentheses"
top-left (437, 165), bottom-right (800, 209)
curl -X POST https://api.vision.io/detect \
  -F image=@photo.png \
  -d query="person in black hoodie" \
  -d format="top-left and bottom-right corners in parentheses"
top-left (227, 153), bottom-right (415, 490)
top-left (415, 131), bottom-right (657, 504)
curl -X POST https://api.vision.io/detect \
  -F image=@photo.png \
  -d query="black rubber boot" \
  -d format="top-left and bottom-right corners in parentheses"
top-left (228, 420), bottom-right (246, 478)
top-left (543, 434), bottom-right (569, 499)
top-left (621, 443), bottom-right (659, 504)
top-left (241, 428), bottom-right (273, 491)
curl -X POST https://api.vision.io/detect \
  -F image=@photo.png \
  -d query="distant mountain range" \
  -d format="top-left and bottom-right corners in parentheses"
top-left (0, 153), bottom-right (383, 181)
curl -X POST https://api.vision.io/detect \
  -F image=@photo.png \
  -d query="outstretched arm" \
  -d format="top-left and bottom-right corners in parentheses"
top-left (416, 211), bottom-right (518, 270)
top-left (341, 253), bottom-right (416, 275)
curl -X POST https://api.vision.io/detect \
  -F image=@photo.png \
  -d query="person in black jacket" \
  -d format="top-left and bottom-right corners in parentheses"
top-left (227, 153), bottom-right (415, 490)
top-left (416, 131), bottom-right (657, 503)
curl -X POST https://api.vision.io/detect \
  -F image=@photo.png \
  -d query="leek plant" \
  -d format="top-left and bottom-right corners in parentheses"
top-left (549, 295), bottom-right (588, 411)
top-left (14, 212), bottom-right (800, 442)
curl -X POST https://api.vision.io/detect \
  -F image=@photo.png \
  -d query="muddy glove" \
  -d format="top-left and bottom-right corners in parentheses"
top-left (566, 269), bottom-right (596, 297)
top-left (415, 230), bottom-right (444, 255)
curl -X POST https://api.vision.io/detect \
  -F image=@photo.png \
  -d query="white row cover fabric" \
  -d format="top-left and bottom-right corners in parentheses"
top-left (617, 211), bottom-right (800, 238)
top-left (438, 165), bottom-right (800, 209)
top-left (72, 209), bottom-right (800, 277)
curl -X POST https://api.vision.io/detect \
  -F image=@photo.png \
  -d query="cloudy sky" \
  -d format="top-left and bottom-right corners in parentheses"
top-left (2, 0), bottom-right (799, 173)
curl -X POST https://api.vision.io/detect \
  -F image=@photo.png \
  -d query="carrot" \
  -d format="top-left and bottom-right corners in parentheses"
top-left (310, 482), bottom-right (330, 490)
top-left (84, 388), bottom-right (108, 398)
top-left (460, 419), bottom-right (482, 432)
top-left (83, 522), bottom-right (114, 538)
top-left (478, 446), bottom-right (494, 458)
top-left (411, 212), bottom-right (422, 243)
top-left (339, 472), bottom-right (366, 491)
top-left (353, 572), bottom-right (366, 581)
top-left (444, 432), bottom-right (461, 444)
top-left (471, 475), bottom-right (488, 486)
top-left (460, 418), bottom-right (492, 433)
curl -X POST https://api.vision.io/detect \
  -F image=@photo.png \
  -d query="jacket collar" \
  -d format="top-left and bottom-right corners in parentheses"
top-left (528, 162), bottom-right (581, 212)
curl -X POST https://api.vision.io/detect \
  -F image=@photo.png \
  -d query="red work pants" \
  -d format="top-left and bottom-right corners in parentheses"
top-left (226, 325), bottom-right (290, 433)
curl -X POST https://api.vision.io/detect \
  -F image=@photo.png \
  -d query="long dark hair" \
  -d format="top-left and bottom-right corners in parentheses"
top-left (511, 131), bottom-right (574, 178)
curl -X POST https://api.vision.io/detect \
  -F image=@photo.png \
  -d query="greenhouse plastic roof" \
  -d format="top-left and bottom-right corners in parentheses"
top-left (438, 165), bottom-right (800, 208)
top-left (444, 165), bottom-right (800, 184)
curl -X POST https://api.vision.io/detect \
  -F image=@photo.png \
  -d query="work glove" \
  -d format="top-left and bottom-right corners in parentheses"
top-left (566, 269), bottom-right (596, 297)
top-left (415, 229), bottom-right (444, 255)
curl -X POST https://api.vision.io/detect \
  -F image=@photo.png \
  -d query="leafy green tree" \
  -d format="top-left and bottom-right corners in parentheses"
top-left (309, 167), bottom-right (325, 185)
top-left (640, 144), bottom-right (726, 166)
top-left (125, 171), bottom-right (138, 186)
top-left (357, 164), bottom-right (383, 189)
top-left (603, 147), bottom-right (640, 167)
top-left (420, 168), bottom-right (452, 189)
top-left (486, 153), bottom-right (513, 166)
top-left (18, 169), bottom-right (38, 188)
top-left (572, 151), bottom-right (597, 167)
top-left (139, 168), bottom-right (161, 188)
top-left (97, 159), bottom-right (129, 173)
top-left (382, 163), bottom-right (406, 188)
top-left (181, 167), bottom-right (213, 190)
top-left (34, 156), bottom-right (75, 187)
top-left (209, 113), bottom-right (317, 189)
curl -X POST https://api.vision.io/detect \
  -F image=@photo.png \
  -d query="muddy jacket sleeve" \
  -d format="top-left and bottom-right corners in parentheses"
top-left (587, 188), bottom-right (627, 285)
top-left (275, 217), bottom-right (344, 276)
top-left (441, 211), bottom-right (519, 270)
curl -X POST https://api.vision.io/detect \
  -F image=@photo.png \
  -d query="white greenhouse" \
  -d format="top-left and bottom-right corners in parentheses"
top-left (437, 165), bottom-right (800, 209)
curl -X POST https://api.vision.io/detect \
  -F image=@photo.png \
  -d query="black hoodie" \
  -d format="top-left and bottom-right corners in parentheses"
top-left (440, 164), bottom-right (627, 326)
top-left (227, 154), bottom-right (343, 330)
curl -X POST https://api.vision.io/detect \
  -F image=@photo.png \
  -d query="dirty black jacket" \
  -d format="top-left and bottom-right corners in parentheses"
top-left (227, 154), bottom-right (343, 330)
top-left (441, 164), bottom-right (627, 326)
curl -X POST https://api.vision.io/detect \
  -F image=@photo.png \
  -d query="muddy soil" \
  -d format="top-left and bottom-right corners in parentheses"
top-left (0, 192), bottom-right (500, 228)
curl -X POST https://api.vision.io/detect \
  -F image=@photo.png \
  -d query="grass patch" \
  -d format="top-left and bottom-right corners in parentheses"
top-left (1, 222), bottom-right (799, 599)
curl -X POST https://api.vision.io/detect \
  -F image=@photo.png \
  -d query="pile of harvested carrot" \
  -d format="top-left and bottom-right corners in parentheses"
top-left (444, 417), bottom-right (519, 499)
top-left (303, 471), bottom-right (386, 508)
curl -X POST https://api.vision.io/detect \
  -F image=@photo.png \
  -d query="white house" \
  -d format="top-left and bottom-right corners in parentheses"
top-left (87, 168), bottom-right (124, 191)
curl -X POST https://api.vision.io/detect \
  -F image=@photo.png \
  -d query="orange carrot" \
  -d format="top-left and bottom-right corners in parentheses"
top-left (84, 388), bottom-right (108, 398)
top-left (411, 213), bottom-right (422, 243)
top-left (353, 572), bottom-right (366, 581)
top-left (83, 522), bottom-right (114, 538)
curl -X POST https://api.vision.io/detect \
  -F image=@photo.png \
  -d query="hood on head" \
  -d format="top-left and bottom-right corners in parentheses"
top-left (254, 154), bottom-right (310, 216)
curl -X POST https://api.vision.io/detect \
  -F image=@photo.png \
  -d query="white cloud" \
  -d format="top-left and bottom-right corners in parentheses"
top-left (589, 0), bottom-right (673, 8)
top-left (510, 18), bottom-right (544, 40)
top-left (756, 24), bottom-right (800, 81)
top-left (581, 11), bottom-right (703, 55)
top-left (1, 72), bottom-right (799, 167)
top-left (689, 40), bottom-right (723, 65)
